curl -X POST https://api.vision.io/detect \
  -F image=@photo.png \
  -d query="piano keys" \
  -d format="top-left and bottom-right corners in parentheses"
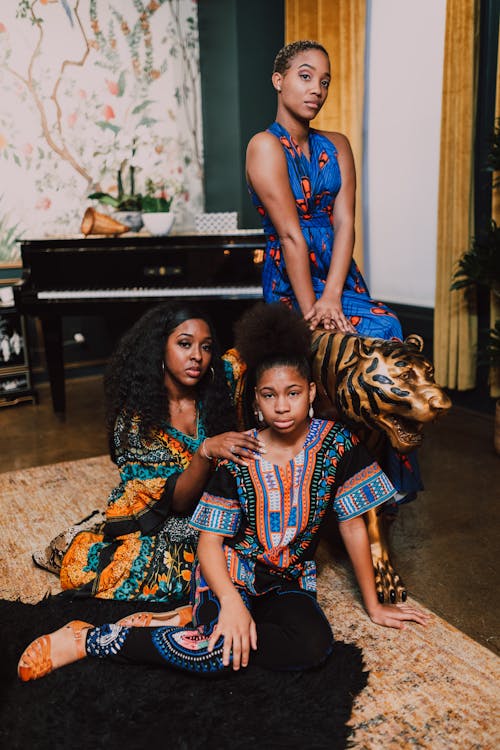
top-left (14, 232), bottom-right (266, 414)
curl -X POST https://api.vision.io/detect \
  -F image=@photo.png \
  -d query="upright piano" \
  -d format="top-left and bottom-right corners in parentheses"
top-left (14, 232), bottom-right (266, 414)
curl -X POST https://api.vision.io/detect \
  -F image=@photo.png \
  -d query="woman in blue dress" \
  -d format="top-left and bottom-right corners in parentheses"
top-left (246, 40), bottom-right (421, 498)
top-left (246, 39), bottom-right (401, 340)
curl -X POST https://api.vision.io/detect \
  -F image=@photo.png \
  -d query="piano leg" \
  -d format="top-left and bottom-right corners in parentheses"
top-left (40, 316), bottom-right (66, 415)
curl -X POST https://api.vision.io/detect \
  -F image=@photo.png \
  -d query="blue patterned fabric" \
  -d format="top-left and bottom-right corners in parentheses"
top-left (248, 121), bottom-right (403, 339)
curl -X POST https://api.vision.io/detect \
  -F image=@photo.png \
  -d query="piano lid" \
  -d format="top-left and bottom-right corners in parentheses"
top-left (16, 231), bottom-right (267, 293)
top-left (17, 229), bottom-right (265, 248)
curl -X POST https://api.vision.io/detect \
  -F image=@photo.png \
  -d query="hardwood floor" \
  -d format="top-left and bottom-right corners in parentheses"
top-left (1, 375), bottom-right (498, 655)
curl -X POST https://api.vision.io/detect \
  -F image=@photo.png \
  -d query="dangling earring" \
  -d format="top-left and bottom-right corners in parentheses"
top-left (209, 366), bottom-right (215, 382)
top-left (161, 360), bottom-right (166, 375)
top-left (309, 404), bottom-right (314, 418)
top-left (254, 408), bottom-right (265, 425)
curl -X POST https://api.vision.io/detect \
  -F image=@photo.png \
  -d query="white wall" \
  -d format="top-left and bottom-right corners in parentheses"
top-left (363, 0), bottom-right (447, 307)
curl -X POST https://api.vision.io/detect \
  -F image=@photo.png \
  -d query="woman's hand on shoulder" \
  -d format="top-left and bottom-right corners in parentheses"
top-left (207, 592), bottom-right (258, 669)
top-left (202, 431), bottom-right (265, 466)
top-left (367, 602), bottom-right (431, 630)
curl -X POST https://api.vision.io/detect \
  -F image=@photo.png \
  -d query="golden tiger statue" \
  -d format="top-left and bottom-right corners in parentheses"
top-left (311, 329), bottom-right (451, 602)
top-left (226, 329), bottom-right (451, 603)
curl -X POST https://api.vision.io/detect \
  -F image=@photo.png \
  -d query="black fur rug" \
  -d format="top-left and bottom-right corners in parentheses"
top-left (0, 596), bottom-right (368, 750)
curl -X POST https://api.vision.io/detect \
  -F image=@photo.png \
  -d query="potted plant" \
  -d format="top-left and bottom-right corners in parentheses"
top-left (141, 180), bottom-right (176, 236)
top-left (88, 161), bottom-right (143, 232)
top-left (451, 122), bottom-right (500, 452)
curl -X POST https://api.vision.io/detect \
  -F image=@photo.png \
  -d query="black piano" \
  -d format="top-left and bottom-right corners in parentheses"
top-left (14, 232), bottom-right (266, 414)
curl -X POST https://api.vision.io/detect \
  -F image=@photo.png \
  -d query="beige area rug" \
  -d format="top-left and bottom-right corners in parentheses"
top-left (1, 457), bottom-right (499, 749)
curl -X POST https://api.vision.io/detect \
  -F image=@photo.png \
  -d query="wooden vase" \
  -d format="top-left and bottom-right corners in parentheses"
top-left (81, 207), bottom-right (129, 236)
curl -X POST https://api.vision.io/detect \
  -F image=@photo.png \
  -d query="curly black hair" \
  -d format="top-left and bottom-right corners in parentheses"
top-left (104, 302), bottom-right (236, 459)
top-left (273, 40), bottom-right (329, 75)
top-left (234, 302), bottom-right (312, 384)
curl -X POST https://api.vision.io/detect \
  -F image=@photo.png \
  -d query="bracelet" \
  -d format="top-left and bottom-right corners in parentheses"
top-left (200, 438), bottom-right (213, 461)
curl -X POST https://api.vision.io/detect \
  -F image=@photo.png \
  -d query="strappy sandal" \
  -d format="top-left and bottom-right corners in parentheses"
top-left (117, 604), bottom-right (192, 628)
top-left (17, 620), bottom-right (93, 682)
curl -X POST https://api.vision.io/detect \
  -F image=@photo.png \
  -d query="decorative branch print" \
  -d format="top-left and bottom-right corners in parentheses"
top-left (0, 0), bottom-right (203, 250)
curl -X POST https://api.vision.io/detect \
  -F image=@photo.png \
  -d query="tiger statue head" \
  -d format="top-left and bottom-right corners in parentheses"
top-left (311, 330), bottom-right (452, 453)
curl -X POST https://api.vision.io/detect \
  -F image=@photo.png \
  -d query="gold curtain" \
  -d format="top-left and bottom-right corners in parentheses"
top-left (434, 0), bottom-right (479, 389)
top-left (285, 0), bottom-right (366, 269)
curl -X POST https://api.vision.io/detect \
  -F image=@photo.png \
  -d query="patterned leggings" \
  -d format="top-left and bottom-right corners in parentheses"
top-left (86, 581), bottom-right (334, 674)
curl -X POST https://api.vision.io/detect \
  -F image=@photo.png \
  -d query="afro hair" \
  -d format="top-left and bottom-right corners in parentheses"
top-left (234, 302), bottom-right (312, 377)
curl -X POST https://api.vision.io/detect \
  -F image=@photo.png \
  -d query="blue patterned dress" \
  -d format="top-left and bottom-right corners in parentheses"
top-left (249, 123), bottom-right (422, 497)
top-left (248, 121), bottom-right (402, 339)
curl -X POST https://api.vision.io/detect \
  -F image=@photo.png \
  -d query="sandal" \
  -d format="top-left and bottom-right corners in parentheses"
top-left (17, 620), bottom-right (93, 682)
top-left (117, 604), bottom-right (192, 628)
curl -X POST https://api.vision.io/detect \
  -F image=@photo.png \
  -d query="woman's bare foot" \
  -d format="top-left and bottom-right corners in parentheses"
top-left (18, 620), bottom-right (93, 681)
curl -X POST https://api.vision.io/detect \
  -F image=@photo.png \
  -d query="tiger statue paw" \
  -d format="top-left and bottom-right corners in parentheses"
top-left (366, 507), bottom-right (407, 603)
top-left (311, 329), bottom-right (451, 602)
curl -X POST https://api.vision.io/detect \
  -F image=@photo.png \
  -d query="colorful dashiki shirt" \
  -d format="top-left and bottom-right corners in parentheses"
top-left (191, 419), bottom-right (395, 596)
top-left (247, 121), bottom-right (402, 340)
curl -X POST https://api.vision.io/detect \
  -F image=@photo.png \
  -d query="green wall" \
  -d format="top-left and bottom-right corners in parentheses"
top-left (198, 0), bottom-right (284, 228)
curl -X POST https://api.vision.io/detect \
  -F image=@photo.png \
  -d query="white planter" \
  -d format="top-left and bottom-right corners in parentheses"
top-left (113, 211), bottom-right (143, 232)
top-left (142, 212), bottom-right (175, 236)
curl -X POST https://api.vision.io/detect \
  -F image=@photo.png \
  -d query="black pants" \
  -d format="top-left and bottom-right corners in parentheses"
top-left (86, 588), bottom-right (334, 674)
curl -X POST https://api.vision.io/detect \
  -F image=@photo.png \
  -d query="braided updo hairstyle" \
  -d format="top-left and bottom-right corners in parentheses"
top-left (272, 40), bottom-right (329, 75)
top-left (234, 302), bottom-right (312, 396)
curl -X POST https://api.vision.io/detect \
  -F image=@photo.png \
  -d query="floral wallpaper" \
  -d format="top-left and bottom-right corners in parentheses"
top-left (0, 0), bottom-right (203, 264)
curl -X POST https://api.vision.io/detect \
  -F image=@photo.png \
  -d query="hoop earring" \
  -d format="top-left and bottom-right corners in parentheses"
top-left (309, 404), bottom-right (314, 418)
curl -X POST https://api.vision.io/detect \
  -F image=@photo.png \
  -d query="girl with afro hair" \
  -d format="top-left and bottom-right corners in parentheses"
top-left (20, 303), bottom-right (428, 682)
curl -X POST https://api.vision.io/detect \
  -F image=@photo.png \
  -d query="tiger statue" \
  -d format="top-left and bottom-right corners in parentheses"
top-left (311, 329), bottom-right (451, 602)
top-left (225, 330), bottom-right (451, 603)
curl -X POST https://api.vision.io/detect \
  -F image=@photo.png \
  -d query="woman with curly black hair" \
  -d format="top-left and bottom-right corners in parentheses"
top-left (33, 303), bottom-right (262, 610)
top-left (19, 304), bottom-right (428, 682)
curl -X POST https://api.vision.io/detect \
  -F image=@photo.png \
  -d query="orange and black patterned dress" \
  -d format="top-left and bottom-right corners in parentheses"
top-left (56, 412), bottom-right (203, 602)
